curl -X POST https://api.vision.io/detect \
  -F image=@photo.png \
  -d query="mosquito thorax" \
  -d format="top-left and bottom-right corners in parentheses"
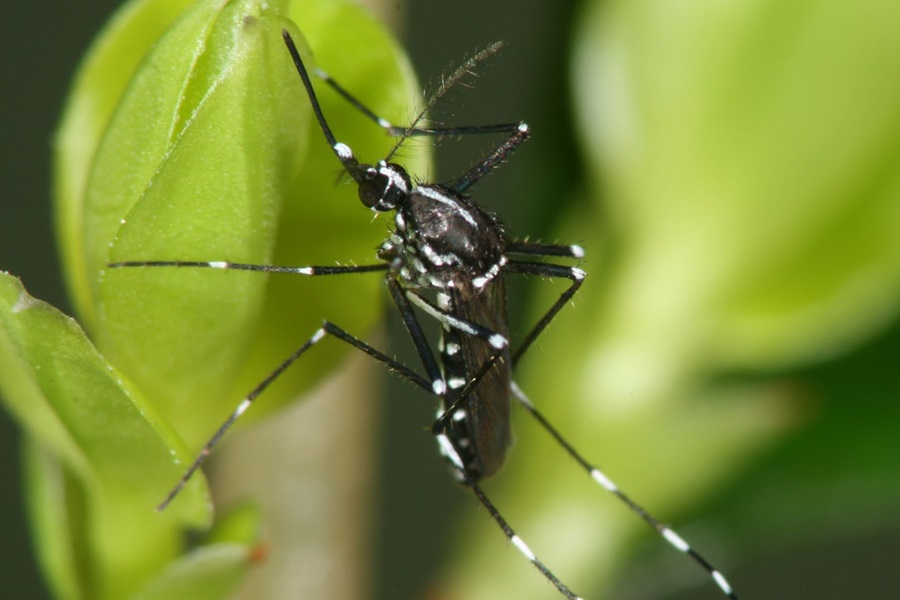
top-left (379, 182), bottom-right (507, 292)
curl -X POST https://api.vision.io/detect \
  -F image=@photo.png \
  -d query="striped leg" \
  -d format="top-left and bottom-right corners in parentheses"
top-left (510, 382), bottom-right (737, 599)
top-left (429, 246), bottom-right (586, 431)
top-left (106, 260), bottom-right (437, 510)
top-left (283, 30), bottom-right (521, 171)
top-left (156, 320), bottom-right (433, 511)
top-left (315, 65), bottom-right (520, 139)
top-left (435, 428), bottom-right (585, 600)
top-left (507, 240), bottom-right (586, 260)
top-left (107, 259), bottom-right (389, 277)
top-left (506, 259), bottom-right (586, 366)
top-left (404, 289), bottom-right (509, 351)
top-left (312, 41), bottom-right (520, 141)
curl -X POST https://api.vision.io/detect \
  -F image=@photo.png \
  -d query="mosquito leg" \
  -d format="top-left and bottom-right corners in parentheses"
top-left (314, 67), bottom-right (519, 138)
top-left (282, 30), bottom-right (520, 175)
top-left (430, 349), bottom-right (504, 436)
top-left (506, 240), bottom-right (585, 260)
top-left (157, 320), bottom-right (431, 511)
top-left (449, 122), bottom-right (530, 193)
top-left (312, 38), bottom-right (521, 140)
top-left (505, 260), bottom-right (586, 366)
top-left (510, 382), bottom-right (738, 599)
top-left (107, 260), bottom-right (389, 276)
top-left (385, 279), bottom-right (451, 397)
top-left (435, 430), bottom-right (585, 600)
top-left (404, 289), bottom-right (509, 351)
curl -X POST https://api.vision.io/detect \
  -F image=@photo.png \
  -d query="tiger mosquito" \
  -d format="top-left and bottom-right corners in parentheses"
top-left (109, 28), bottom-right (738, 600)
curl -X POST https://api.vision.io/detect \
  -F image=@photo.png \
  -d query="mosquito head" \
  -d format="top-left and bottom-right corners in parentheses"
top-left (357, 160), bottom-right (411, 212)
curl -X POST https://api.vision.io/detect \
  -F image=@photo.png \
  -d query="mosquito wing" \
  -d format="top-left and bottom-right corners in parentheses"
top-left (443, 276), bottom-right (512, 480)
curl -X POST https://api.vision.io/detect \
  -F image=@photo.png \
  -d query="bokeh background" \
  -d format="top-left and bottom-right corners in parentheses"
top-left (3, 1), bottom-right (900, 599)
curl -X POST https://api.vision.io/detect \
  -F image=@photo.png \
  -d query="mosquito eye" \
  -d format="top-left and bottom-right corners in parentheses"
top-left (359, 166), bottom-right (409, 211)
top-left (358, 178), bottom-right (383, 209)
top-left (358, 174), bottom-right (392, 210)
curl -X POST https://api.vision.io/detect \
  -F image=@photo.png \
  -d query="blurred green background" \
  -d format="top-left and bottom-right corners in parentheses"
top-left (3, 1), bottom-right (900, 599)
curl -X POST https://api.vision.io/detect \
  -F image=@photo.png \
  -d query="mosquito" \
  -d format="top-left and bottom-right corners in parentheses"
top-left (109, 27), bottom-right (737, 600)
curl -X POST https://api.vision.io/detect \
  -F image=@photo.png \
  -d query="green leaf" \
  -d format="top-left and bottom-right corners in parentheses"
top-left (15, 0), bottom-right (424, 598)
top-left (0, 273), bottom-right (210, 600)
top-left (93, 0), bottom-right (308, 447)
top-left (132, 544), bottom-right (254, 600)
top-left (575, 0), bottom-right (900, 373)
top-left (56, 0), bottom-right (426, 450)
top-left (54, 0), bottom-right (197, 333)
